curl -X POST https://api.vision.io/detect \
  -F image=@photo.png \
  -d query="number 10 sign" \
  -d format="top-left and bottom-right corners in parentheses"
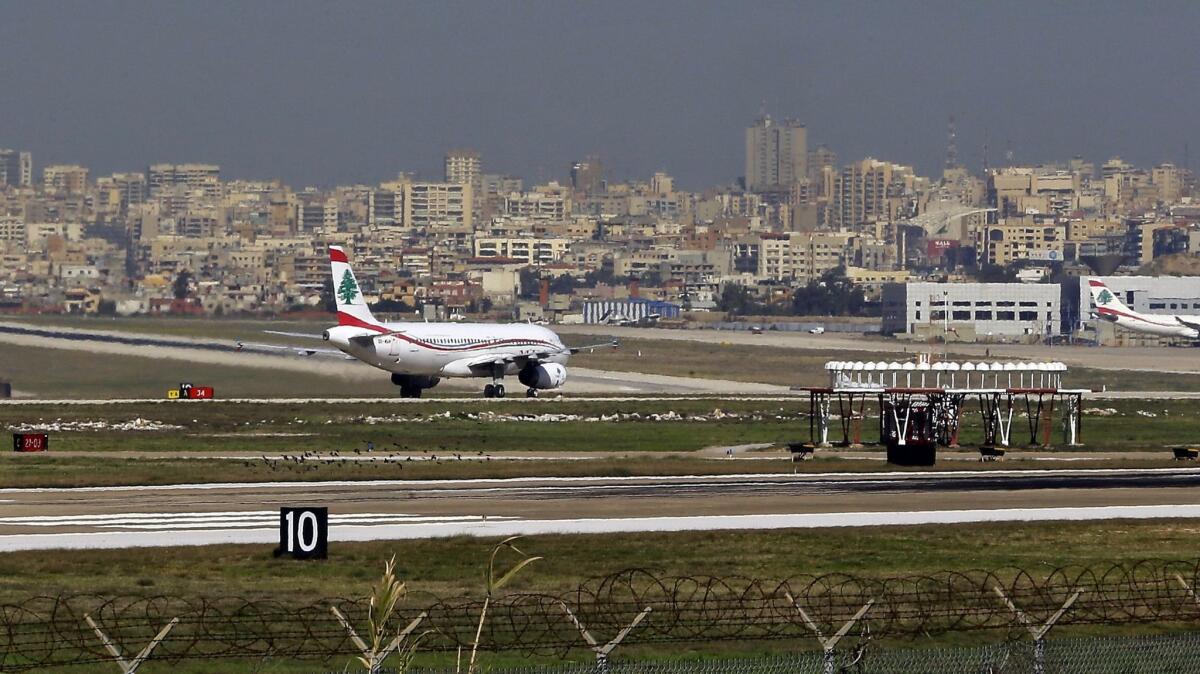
top-left (278, 507), bottom-right (328, 559)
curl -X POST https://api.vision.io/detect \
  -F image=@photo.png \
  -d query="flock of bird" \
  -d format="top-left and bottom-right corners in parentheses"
top-left (247, 440), bottom-right (492, 473)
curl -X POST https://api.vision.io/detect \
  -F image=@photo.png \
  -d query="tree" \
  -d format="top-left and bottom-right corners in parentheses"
top-left (172, 270), bottom-right (192, 300)
top-left (517, 268), bottom-right (540, 300)
top-left (791, 267), bottom-right (874, 317)
top-left (370, 298), bottom-right (413, 313)
top-left (718, 284), bottom-right (760, 316)
top-left (337, 270), bottom-right (360, 305)
top-left (975, 263), bottom-right (1018, 283)
top-left (320, 278), bottom-right (336, 313)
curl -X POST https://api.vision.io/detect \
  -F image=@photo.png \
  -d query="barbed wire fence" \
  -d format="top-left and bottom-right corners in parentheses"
top-left (5, 559), bottom-right (1200, 672)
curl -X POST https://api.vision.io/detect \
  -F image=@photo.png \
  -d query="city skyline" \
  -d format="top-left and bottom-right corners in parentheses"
top-left (4, 2), bottom-right (1200, 189)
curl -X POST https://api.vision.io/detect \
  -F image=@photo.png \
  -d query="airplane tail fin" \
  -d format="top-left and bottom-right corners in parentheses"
top-left (329, 246), bottom-right (381, 328)
top-left (1088, 278), bottom-right (1133, 319)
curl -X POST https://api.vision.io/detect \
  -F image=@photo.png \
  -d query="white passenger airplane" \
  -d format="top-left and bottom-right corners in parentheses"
top-left (240, 246), bottom-right (615, 398)
top-left (1088, 279), bottom-right (1200, 340)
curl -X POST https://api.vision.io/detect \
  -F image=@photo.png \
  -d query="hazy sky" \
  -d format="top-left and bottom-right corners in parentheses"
top-left (3, 1), bottom-right (1199, 189)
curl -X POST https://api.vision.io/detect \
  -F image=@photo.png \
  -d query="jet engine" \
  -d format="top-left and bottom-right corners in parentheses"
top-left (518, 363), bottom-right (568, 389)
top-left (391, 373), bottom-right (440, 390)
top-left (322, 325), bottom-right (373, 349)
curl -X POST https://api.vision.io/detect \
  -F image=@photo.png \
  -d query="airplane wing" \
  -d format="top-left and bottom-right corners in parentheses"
top-left (569, 338), bottom-right (620, 354)
top-left (235, 340), bottom-right (352, 359)
top-left (263, 330), bottom-right (324, 340)
top-left (263, 328), bottom-right (408, 349)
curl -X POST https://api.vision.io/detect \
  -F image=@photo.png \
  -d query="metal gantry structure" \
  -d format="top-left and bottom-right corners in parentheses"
top-left (800, 355), bottom-right (1087, 464)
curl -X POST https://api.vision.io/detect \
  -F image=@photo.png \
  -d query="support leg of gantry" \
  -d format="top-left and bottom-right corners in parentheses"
top-left (877, 393), bottom-right (885, 445)
top-left (836, 392), bottom-right (853, 447)
top-left (1041, 394), bottom-right (1056, 448)
top-left (953, 393), bottom-right (966, 447)
top-left (978, 392), bottom-right (997, 448)
top-left (1061, 392), bottom-right (1082, 446)
top-left (1021, 393), bottom-right (1044, 447)
top-left (998, 393), bottom-right (1015, 447)
top-left (852, 393), bottom-right (866, 445)
top-left (817, 392), bottom-right (831, 447)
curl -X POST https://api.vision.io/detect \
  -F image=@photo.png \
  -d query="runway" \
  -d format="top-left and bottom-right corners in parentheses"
top-left (556, 324), bottom-right (1200, 375)
top-left (0, 321), bottom-right (788, 395)
top-left (3, 468), bottom-right (1199, 552)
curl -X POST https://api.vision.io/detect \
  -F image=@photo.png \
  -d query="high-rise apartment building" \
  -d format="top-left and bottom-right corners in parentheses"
top-left (444, 149), bottom-right (481, 186)
top-left (297, 197), bottom-right (339, 233)
top-left (807, 145), bottom-right (837, 187)
top-left (112, 172), bottom-right (147, 213)
top-left (0, 150), bottom-right (32, 187)
top-left (744, 115), bottom-right (807, 192)
top-left (1152, 163), bottom-right (1183, 203)
top-left (148, 163), bottom-right (222, 197)
top-left (650, 172), bottom-right (674, 195)
top-left (445, 149), bottom-right (483, 219)
top-left (406, 182), bottom-right (472, 231)
top-left (43, 164), bottom-right (89, 194)
top-left (570, 156), bottom-right (604, 195)
top-left (824, 158), bottom-right (918, 229)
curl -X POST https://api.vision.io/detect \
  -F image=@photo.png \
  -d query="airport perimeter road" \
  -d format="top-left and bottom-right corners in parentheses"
top-left (556, 325), bottom-right (1200, 375)
top-left (3, 469), bottom-right (1200, 551)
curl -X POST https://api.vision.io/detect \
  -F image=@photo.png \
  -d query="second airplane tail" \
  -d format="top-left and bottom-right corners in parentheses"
top-left (1088, 278), bottom-right (1133, 321)
top-left (329, 246), bottom-right (382, 328)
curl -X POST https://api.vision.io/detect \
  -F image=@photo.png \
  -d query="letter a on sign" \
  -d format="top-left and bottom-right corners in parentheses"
top-left (278, 507), bottom-right (328, 559)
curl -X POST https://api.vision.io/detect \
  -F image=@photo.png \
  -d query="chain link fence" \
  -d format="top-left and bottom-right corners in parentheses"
top-left (322, 632), bottom-right (1200, 674)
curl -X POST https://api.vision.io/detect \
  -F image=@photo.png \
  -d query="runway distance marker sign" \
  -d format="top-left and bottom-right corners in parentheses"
top-left (277, 507), bottom-right (328, 559)
top-left (12, 433), bottom-right (48, 453)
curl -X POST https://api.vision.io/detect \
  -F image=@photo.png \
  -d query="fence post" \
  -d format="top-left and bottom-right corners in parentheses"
top-left (786, 592), bottom-right (874, 674)
top-left (330, 605), bottom-right (427, 674)
top-left (993, 586), bottom-right (1080, 674)
top-left (561, 602), bottom-right (653, 673)
top-left (84, 614), bottom-right (179, 674)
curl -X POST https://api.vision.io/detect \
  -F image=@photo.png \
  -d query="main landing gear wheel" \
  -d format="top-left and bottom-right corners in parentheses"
top-left (526, 388), bottom-right (539, 398)
top-left (484, 384), bottom-right (506, 398)
top-left (400, 386), bottom-right (422, 399)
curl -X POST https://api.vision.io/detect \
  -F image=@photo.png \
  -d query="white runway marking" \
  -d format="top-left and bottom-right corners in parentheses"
top-left (3, 466), bottom-right (1198, 495)
top-left (2, 505), bottom-right (1200, 552)
top-left (0, 511), bottom-right (511, 531)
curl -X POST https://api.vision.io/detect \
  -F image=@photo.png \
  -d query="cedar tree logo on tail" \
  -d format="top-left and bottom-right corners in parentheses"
top-left (338, 270), bottom-right (359, 305)
top-left (1097, 289), bottom-right (1114, 306)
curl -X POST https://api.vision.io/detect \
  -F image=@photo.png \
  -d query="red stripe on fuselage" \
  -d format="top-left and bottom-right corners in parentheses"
top-left (335, 311), bottom-right (560, 352)
top-left (337, 311), bottom-right (388, 331)
top-left (1097, 306), bottom-right (1178, 328)
top-left (329, 248), bottom-right (349, 263)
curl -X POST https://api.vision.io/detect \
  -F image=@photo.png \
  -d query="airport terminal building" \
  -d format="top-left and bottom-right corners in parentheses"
top-left (882, 282), bottom-right (1060, 339)
top-left (884, 276), bottom-right (1200, 343)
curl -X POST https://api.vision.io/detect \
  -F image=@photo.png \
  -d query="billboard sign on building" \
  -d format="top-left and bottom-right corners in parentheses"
top-left (1024, 250), bottom-right (1062, 262)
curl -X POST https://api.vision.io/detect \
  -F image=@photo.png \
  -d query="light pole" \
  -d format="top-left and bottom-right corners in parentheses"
top-left (943, 289), bottom-right (949, 356)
